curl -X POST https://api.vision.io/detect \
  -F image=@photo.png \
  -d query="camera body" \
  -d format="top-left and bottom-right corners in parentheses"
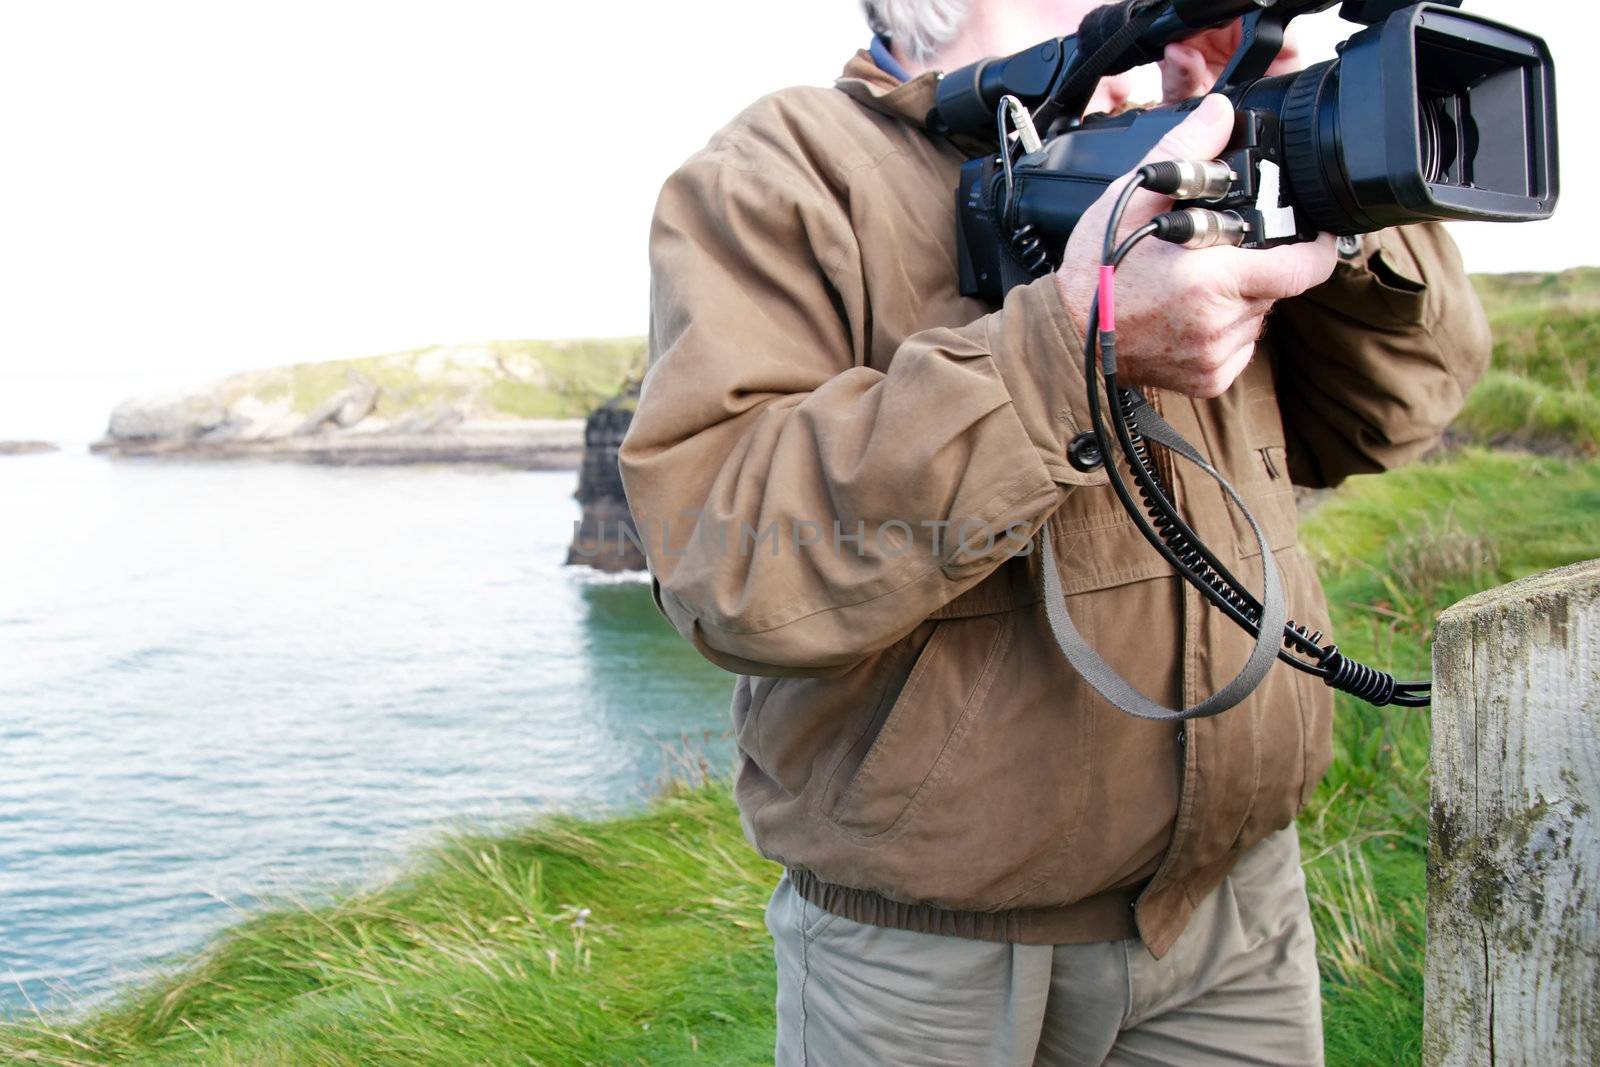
top-left (941, 2), bottom-right (1559, 303)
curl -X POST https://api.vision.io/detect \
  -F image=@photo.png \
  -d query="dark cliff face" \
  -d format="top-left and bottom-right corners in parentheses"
top-left (566, 386), bottom-right (645, 572)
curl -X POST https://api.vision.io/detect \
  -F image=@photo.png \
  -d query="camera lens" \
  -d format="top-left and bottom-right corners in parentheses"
top-left (1420, 97), bottom-right (1441, 184)
top-left (1418, 94), bottom-right (1459, 186)
top-left (1274, 60), bottom-right (1367, 235)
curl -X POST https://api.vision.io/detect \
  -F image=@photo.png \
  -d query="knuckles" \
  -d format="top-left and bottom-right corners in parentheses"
top-left (1188, 369), bottom-right (1235, 399)
top-left (1151, 132), bottom-right (1194, 165)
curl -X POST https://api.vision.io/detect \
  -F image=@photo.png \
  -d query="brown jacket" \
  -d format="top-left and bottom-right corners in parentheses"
top-left (620, 52), bottom-right (1490, 957)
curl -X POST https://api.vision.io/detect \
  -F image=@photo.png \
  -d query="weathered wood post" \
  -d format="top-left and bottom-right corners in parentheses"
top-left (1427, 559), bottom-right (1600, 1067)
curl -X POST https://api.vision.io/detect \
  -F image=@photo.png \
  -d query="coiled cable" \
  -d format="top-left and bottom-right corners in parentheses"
top-left (1027, 169), bottom-right (1430, 708)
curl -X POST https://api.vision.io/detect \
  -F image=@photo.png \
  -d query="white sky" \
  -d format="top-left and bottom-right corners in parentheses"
top-left (0, 2), bottom-right (1590, 438)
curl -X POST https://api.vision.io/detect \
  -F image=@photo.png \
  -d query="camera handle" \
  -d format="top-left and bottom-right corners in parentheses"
top-left (1208, 7), bottom-right (1291, 93)
top-left (1207, 0), bottom-right (1462, 95)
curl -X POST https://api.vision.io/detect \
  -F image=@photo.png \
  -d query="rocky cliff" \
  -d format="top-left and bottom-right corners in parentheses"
top-left (93, 339), bottom-right (644, 468)
top-left (566, 385), bottom-right (645, 572)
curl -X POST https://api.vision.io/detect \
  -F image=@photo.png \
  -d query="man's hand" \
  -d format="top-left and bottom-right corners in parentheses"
top-left (1054, 95), bottom-right (1336, 399)
top-left (1161, 23), bottom-right (1304, 103)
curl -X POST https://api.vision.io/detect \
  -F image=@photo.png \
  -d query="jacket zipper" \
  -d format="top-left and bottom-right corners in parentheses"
top-left (1129, 388), bottom-right (1191, 943)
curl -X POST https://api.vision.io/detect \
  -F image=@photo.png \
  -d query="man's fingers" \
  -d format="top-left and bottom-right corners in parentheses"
top-left (1198, 339), bottom-right (1260, 398)
top-left (1161, 43), bottom-right (1213, 105)
top-left (1219, 301), bottom-right (1273, 340)
top-left (1221, 315), bottom-right (1268, 351)
top-left (1218, 341), bottom-right (1259, 387)
top-left (1115, 94), bottom-right (1236, 224)
top-left (1230, 233), bottom-right (1339, 301)
top-left (1138, 93), bottom-right (1234, 170)
top-left (1265, 25), bottom-right (1304, 76)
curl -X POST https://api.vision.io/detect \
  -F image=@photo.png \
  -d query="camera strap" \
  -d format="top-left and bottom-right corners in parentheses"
top-left (1038, 399), bottom-right (1286, 721)
top-left (1031, 0), bottom-right (1166, 134)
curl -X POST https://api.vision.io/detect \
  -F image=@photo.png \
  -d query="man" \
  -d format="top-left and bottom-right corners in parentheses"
top-left (620, 0), bottom-right (1489, 1062)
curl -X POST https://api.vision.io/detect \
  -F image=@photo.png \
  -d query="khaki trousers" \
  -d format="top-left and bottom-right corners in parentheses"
top-left (766, 825), bottom-right (1323, 1067)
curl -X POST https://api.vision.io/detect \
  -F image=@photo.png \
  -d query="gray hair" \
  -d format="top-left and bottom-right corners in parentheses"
top-left (860, 0), bottom-right (972, 64)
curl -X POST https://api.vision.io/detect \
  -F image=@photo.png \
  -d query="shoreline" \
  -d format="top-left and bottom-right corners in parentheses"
top-left (4, 449), bottom-right (1597, 1063)
top-left (87, 421), bottom-right (585, 470)
top-left (0, 440), bottom-right (60, 456)
top-left (80, 337), bottom-right (643, 474)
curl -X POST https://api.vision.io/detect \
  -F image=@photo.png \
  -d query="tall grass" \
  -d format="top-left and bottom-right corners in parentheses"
top-left (5, 449), bottom-right (1593, 1066)
top-left (1297, 449), bottom-right (1600, 1064)
top-left (3, 271), bottom-right (1597, 1064)
top-left (0, 786), bottom-right (781, 1066)
top-left (1459, 272), bottom-right (1600, 454)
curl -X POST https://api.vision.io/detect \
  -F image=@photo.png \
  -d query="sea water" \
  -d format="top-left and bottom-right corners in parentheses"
top-left (0, 450), bottom-right (734, 1013)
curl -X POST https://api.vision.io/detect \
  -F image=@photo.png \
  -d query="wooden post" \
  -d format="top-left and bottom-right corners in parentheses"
top-left (1427, 559), bottom-right (1600, 1067)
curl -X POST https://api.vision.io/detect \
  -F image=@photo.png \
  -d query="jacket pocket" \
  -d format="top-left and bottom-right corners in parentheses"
top-left (1233, 395), bottom-right (1300, 559)
top-left (1233, 482), bottom-right (1300, 560)
top-left (821, 611), bottom-right (1011, 838)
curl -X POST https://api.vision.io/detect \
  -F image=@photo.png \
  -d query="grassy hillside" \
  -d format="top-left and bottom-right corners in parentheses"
top-left (1298, 449), bottom-right (1600, 1063)
top-left (1287, 267), bottom-right (1600, 1061)
top-left (219, 338), bottom-right (646, 423)
top-left (1457, 270), bottom-right (1600, 455)
top-left (0, 785), bottom-right (778, 1066)
top-left (2, 270), bottom-right (1597, 1065)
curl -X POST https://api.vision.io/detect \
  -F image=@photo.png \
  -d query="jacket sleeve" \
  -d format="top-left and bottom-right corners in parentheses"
top-left (618, 153), bottom-right (1105, 675)
top-left (1266, 223), bottom-right (1492, 489)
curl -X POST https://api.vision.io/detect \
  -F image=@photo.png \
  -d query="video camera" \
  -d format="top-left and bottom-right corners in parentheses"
top-left (927, 1), bottom-right (1558, 719)
top-left (933, 0), bottom-right (1558, 302)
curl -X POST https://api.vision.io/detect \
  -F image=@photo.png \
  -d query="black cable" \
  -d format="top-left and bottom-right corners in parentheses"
top-left (1076, 237), bottom-right (1254, 634)
top-left (1103, 174), bottom-right (1147, 264)
top-left (1087, 266), bottom-right (1403, 693)
top-left (1100, 220), bottom-right (1330, 671)
top-left (1111, 223), bottom-right (1156, 271)
top-left (1101, 349), bottom-right (1330, 678)
top-left (1095, 258), bottom-right (1430, 701)
top-left (997, 98), bottom-right (1018, 220)
top-left (974, 3), bottom-right (1430, 707)
top-left (1076, 189), bottom-right (1430, 707)
top-left (1098, 189), bottom-right (1276, 640)
top-left (1080, 247), bottom-right (1268, 644)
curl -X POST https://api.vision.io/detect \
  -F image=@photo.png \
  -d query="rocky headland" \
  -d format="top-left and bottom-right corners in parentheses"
top-left (0, 441), bottom-right (59, 456)
top-left (92, 338), bottom-right (645, 470)
top-left (566, 385), bottom-right (644, 572)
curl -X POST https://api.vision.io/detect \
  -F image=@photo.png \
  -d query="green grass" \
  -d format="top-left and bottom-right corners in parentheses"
top-left (1297, 449), bottom-right (1600, 1065)
top-left (0, 784), bottom-right (782, 1066)
top-left (4, 272), bottom-right (1598, 1064)
top-left (7, 475), bottom-right (1593, 1067)
top-left (1458, 271), bottom-right (1600, 454)
top-left (1470, 266), bottom-right (1600, 319)
top-left (218, 338), bottom-right (646, 424)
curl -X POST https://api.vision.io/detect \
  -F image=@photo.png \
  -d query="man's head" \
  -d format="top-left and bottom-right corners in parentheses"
top-left (859, 0), bottom-right (972, 65)
top-left (862, 0), bottom-right (1135, 109)
top-left (861, 0), bottom-right (1301, 112)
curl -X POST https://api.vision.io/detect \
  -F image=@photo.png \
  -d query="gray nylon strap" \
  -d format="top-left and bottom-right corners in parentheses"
top-left (1040, 401), bottom-right (1287, 721)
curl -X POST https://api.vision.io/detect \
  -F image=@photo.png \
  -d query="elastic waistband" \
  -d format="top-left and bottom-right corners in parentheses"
top-left (786, 868), bottom-right (1141, 945)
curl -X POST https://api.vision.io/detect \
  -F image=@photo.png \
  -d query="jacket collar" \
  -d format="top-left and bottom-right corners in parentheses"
top-left (836, 50), bottom-right (942, 129)
top-left (836, 50), bottom-right (992, 156)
